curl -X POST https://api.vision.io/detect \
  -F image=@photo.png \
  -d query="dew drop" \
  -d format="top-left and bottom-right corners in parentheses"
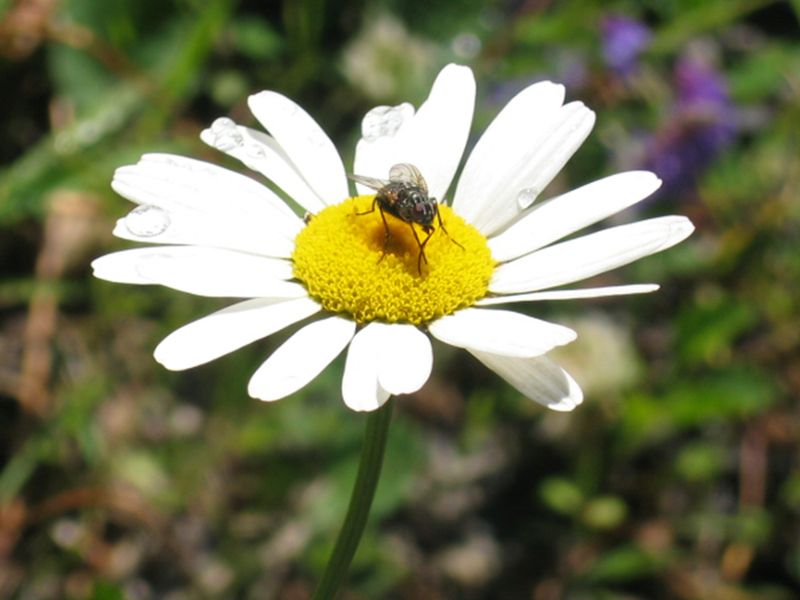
top-left (209, 117), bottom-right (244, 152)
top-left (516, 186), bottom-right (540, 209)
top-left (361, 103), bottom-right (413, 142)
top-left (125, 205), bottom-right (171, 237)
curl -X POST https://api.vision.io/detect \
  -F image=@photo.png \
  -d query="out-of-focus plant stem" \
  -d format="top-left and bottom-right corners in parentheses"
top-left (312, 400), bottom-right (394, 600)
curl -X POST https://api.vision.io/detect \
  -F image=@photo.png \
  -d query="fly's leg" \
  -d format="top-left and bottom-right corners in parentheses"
top-left (436, 208), bottom-right (465, 251)
top-left (355, 198), bottom-right (392, 263)
top-left (411, 225), bottom-right (433, 274)
top-left (355, 197), bottom-right (378, 216)
top-left (377, 206), bottom-right (393, 263)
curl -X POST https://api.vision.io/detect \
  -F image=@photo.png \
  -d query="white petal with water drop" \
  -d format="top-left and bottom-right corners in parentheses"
top-left (248, 91), bottom-right (348, 202)
top-left (361, 103), bottom-right (415, 142)
top-left (201, 120), bottom-right (326, 213)
top-left (123, 205), bottom-right (171, 237)
top-left (206, 117), bottom-right (244, 152)
top-left (516, 187), bottom-right (540, 209)
top-left (111, 154), bottom-right (301, 257)
top-left (455, 96), bottom-right (595, 236)
top-left (353, 64), bottom-right (475, 200)
top-left (352, 103), bottom-right (415, 194)
top-left (452, 80), bottom-right (565, 226)
top-left (489, 171), bottom-right (663, 262)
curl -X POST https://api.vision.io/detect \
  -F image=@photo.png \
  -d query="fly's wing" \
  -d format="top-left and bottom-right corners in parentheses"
top-left (389, 163), bottom-right (428, 195)
top-left (347, 173), bottom-right (389, 191)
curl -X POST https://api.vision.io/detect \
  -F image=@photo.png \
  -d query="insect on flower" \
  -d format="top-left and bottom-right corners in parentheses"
top-left (348, 163), bottom-right (464, 273)
top-left (92, 63), bottom-right (696, 413)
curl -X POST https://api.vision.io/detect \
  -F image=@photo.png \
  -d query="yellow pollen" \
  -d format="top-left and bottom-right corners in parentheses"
top-left (292, 195), bottom-right (494, 325)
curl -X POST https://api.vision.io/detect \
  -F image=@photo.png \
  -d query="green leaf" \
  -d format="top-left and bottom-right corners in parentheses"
top-left (88, 581), bottom-right (125, 600)
top-left (728, 46), bottom-right (800, 102)
top-left (539, 477), bottom-right (584, 515)
top-left (582, 496), bottom-right (628, 530)
top-left (665, 369), bottom-right (777, 427)
top-left (620, 368), bottom-right (777, 447)
top-left (585, 545), bottom-right (664, 583)
top-left (677, 295), bottom-right (758, 366)
top-left (649, 0), bottom-right (775, 54)
top-left (675, 442), bottom-right (726, 482)
top-left (230, 17), bottom-right (282, 59)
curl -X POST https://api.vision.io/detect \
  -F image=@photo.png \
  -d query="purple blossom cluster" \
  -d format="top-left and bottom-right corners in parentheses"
top-left (644, 55), bottom-right (737, 196)
top-left (600, 12), bottom-right (736, 198)
top-left (601, 14), bottom-right (652, 77)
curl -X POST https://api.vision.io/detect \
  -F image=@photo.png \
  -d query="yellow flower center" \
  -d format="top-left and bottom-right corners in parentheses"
top-left (292, 195), bottom-right (494, 325)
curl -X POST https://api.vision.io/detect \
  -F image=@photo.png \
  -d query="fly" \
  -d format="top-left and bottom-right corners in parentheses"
top-left (348, 163), bottom-right (463, 273)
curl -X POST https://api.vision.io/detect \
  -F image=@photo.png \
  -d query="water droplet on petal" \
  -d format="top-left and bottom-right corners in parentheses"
top-left (209, 117), bottom-right (244, 152)
top-left (517, 187), bottom-right (540, 209)
top-left (244, 140), bottom-right (267, 158)
top-left (125, 205), bottom-right (171, 237)
top-left (361, 103), bottom-right (413, 142)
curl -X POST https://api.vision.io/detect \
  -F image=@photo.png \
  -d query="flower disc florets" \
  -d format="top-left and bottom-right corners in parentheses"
top-left (292, 195), bottom-right (494, 325)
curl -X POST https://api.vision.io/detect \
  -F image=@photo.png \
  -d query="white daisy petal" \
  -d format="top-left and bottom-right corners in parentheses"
top-left (475, 284), bottom-right (660, 306)
top-left (452, 81), bottom-right (565, 225)
top-left (248, 316), bottom-right (356, 402)
top-left (111, 154), bottom-right (300, 257)
top-left (455, 99), bottom-right (595, 236)
top-left (248, 91), bottom-right (348, 202)
top-left (469, 350), bottom-right (583, 411)
top-left (154, 296), bottom-right (320, 371)
top-left (490, 216), bottom-right (695, 294)
top-left (341, 323), bottom-right (392, 412)
top-left (511, 103), bottom-right (596, 207)
top-left (139, 251), bottom-right (301, 299)
top-left (116, 153), bottom-right (301, 226)
top-left (374, 323), bottom-right (433, 395)
top-left (489, 171), bottom-right (663, 262)
top-left (146, 272), bottom-right (304, 299)
top-left (92, 248), bottom-right (163, 284)
top-left (429, 307), bottom-right (576, 358)
top-left (352, 102), bottom-right (415, 192)
top-left (111, 213), bottom-right (294, 258)
top-left (200, 120), bottom-right (326, 213)
top-left (353, 64), bottom-right (475, 199)
top-left (92, 246), bottom-right (295, 295)
top-left (393, 64), bottom-right (475, 199)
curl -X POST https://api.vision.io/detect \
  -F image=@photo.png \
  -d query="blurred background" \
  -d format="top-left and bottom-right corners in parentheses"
top-left (1, 0), bottom-right (799, 598)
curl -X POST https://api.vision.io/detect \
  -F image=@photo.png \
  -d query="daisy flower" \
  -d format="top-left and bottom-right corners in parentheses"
top-left (92, 64), bottom-right (693, 412)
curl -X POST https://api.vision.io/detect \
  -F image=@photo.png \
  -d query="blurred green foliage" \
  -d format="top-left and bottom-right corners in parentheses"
top-left (1, 0), bottom-right (799, 598)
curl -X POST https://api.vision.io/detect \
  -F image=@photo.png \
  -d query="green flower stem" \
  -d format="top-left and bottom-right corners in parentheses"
top-left (312, 399), bottom-right (394, 600)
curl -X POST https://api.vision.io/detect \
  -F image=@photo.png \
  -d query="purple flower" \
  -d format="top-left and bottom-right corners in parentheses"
top-left (674, 55), bottom-right (734, 122)
top-left (644, 56), bottom-right (736, 196)
top-left (601, 14), bottom-right (652, 77)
